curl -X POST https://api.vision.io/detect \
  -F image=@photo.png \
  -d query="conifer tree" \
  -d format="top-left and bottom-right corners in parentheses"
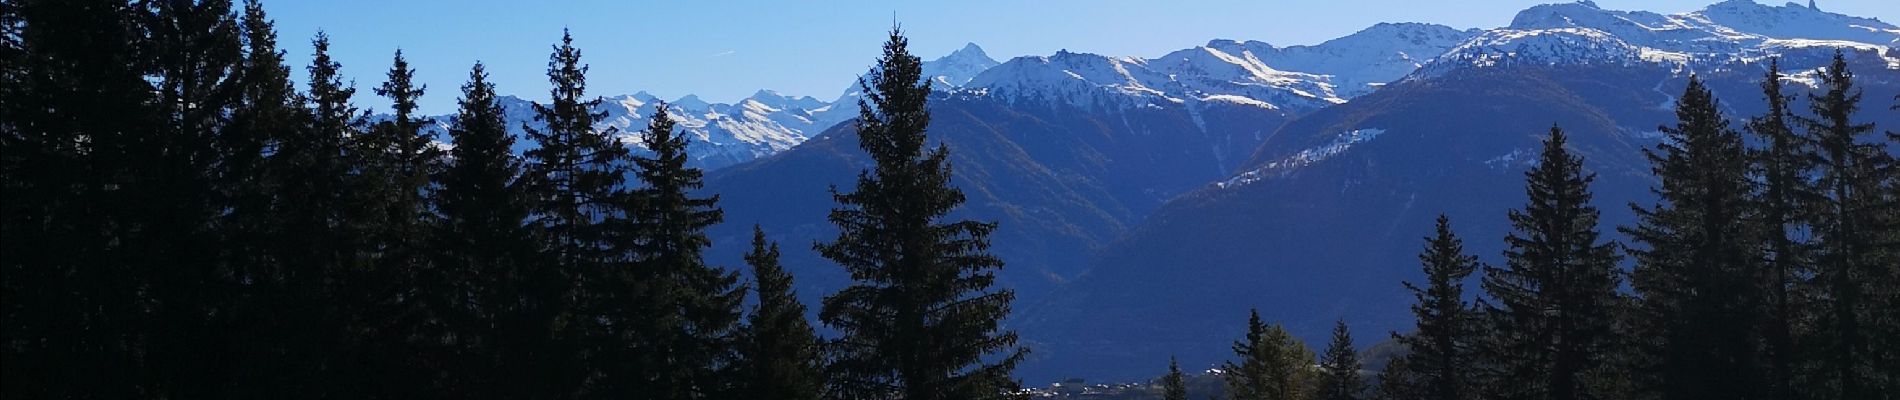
top-left (221, 2), bottom-right (311, 393)
top-left (735, 226), bottom-right (825, 400)
top-left (1224, 309), bottom-right (1316, 400)
top-left (610, 102), bottom-right (744, 399)
top-left (298, 30), bottom-right (378, 396)
top-left (816, 26), bottom-right (1025, 400)
top-left (1319, 321), bottom-right (1367, 400)
top-left (1163, 356), bottom-right (1190, 400)
top-left (1623, 75), bottom-right (1765, 400)
top-left (351, 47), bottom-right (447, 396)
top-left (433, 61), bottom-right (536, 398)
top-left (520, 30), bottom-right (628, 396)
top-left (1794, 51), bottom-right (1898, 400)
top-left (1389, 215), bottom-right (1481, 400)
top-left (1, 0), bottom-right (157, 396)
top-left (137, 0), bottom-right (247, 395)
top-left (1479, 126), bottom-right (1623, 400)
top-left (1745, 58), bottom-right (1813, 400)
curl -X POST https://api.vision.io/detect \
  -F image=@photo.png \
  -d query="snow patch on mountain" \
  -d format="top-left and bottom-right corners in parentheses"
top-left (1218, 128), bottom-right (1386, 188)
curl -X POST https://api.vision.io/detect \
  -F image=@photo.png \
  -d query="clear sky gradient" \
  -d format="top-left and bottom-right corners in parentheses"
top-left (260, 0), bottom-right (1898, 114)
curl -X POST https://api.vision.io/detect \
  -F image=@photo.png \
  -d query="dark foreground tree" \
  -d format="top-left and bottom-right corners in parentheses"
top-left (1385, 215), bottom-right (1481, 400)
top-left (1745, 58), bottom-right (1814, 400)
top-left (817, 25), bottom-right (1025, 400)
top-left (620, 103), bottom-right (744, 399)
top-left (1623, 75), bottom-right (1765, 400)
top-left (3, 1), bottom-right (161, 397)
top-left (521, 30), bottom-right (629, 396)
top-left (1794, 51), bottom-right (1898, 400)
top-left (1479, 126), bottom-right (1624, 400)
top-left (433, 61), bottom-right (538, 398)
top-left (735, 226), bottom-right (825, 400)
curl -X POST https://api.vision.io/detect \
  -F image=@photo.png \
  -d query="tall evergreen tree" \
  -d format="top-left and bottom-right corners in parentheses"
top-left (433, 61), bottom-right (538, 399)
top-left (1, 0), bottom-right (157, 396)
top-left (1319, 321), bottom-right (1367, 400)
top-left (1163, 356), bottom-right (1190, 400)
top-left (1388, 215), bottom-right (1481, 400)
top-left (1623, 75), bottom-right (1765, 400)
top-left (1794, 51), bottom-right (1898, 400)
top-left (816, 26), bottom-right (1025, 400)
top-left (1224, 309), bottom-right (1316, 400)
top-left (134, 0), bottom-right (246, 395)
top-left (602, 102), bottom-right (744, 399)
top-left (297, 29), bottom-right (374, 396)
top-left (735, 226), bottom-right (826, 400)
top-left (520, 29), bottom-right (628, 396)
top-left (222, 2), bottom-right (312, 394)
top-left (345, 47), bottom-right (447, 397)
top-left (1479, 126), bottom-right (1623, 400)
top-left (1744, 58), bottom-right (1814, 400)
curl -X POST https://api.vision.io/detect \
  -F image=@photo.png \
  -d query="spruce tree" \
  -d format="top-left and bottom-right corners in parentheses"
top-left (1319, 321), bottom-right (1367, 400)
top-left (1163, 356), bottom-right (1190, 400)
top-left (1479, 126), bottom-right (1623, 400)
top-left (1223, 309), bottom-right (1316, 400)
top-left (1390, 215), bottom-right (1480, 400)
top-left (1794, 50), bottom-right (1898, 400)
top-left (222, 2), bottom-right (310, 394)
top-left (351, 47), bottom-right (446, 396)
top-left (433, 61), bottom-right (536, 398)
top-left (816, 26), bottom-right (1025, 400)
top-left (1, 1), bottom-right (157, 396)
top-left (1744, 58), bottom-right (1813, 400)
top-left (521, 30), bottom-right (628, 396)
top-left (609, 102), bottom-right (744, 399)
top-left (735, 226), bottom-right (825, 400)
top-left (137, 0), bottom-right (246, 395)
top-left (1623, 75), bottom-right (1765, 400)
top-left (299, 30), bottom-right (376, 396)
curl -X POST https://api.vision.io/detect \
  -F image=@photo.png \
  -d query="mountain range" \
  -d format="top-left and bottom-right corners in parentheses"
top-left (413, 0), bottom-right (1898, 383)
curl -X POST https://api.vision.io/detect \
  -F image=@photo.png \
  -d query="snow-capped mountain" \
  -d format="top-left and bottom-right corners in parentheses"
top-left (1207, 23), bottom-right (1482, 97)
top-left (815, 42), bottom-right (1004, 130)
top-left (925, 42), bottom-right (1003, 87)
top-left (1416, 0), bottom-right (1900, 78)
top-left (963, 47), bottom-right (1343, 118)
top-left (423, 44), bottom-right (1002, 171)
top-left (425, 91), bottom-right (825, 171)
top-left (955, 21), bottom-right (1486, 115)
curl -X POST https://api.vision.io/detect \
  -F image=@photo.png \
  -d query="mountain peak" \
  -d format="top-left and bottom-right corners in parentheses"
top-left (946, 42), bottom-right (990, 60)
top-left (922, 42), bottom-right (1002, 88)
top-left (672, 94), bottom-right (710, 110)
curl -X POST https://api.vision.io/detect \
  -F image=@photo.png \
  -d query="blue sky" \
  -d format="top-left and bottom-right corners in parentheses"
top-left (261, 0), bottom-right (1898, 114)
